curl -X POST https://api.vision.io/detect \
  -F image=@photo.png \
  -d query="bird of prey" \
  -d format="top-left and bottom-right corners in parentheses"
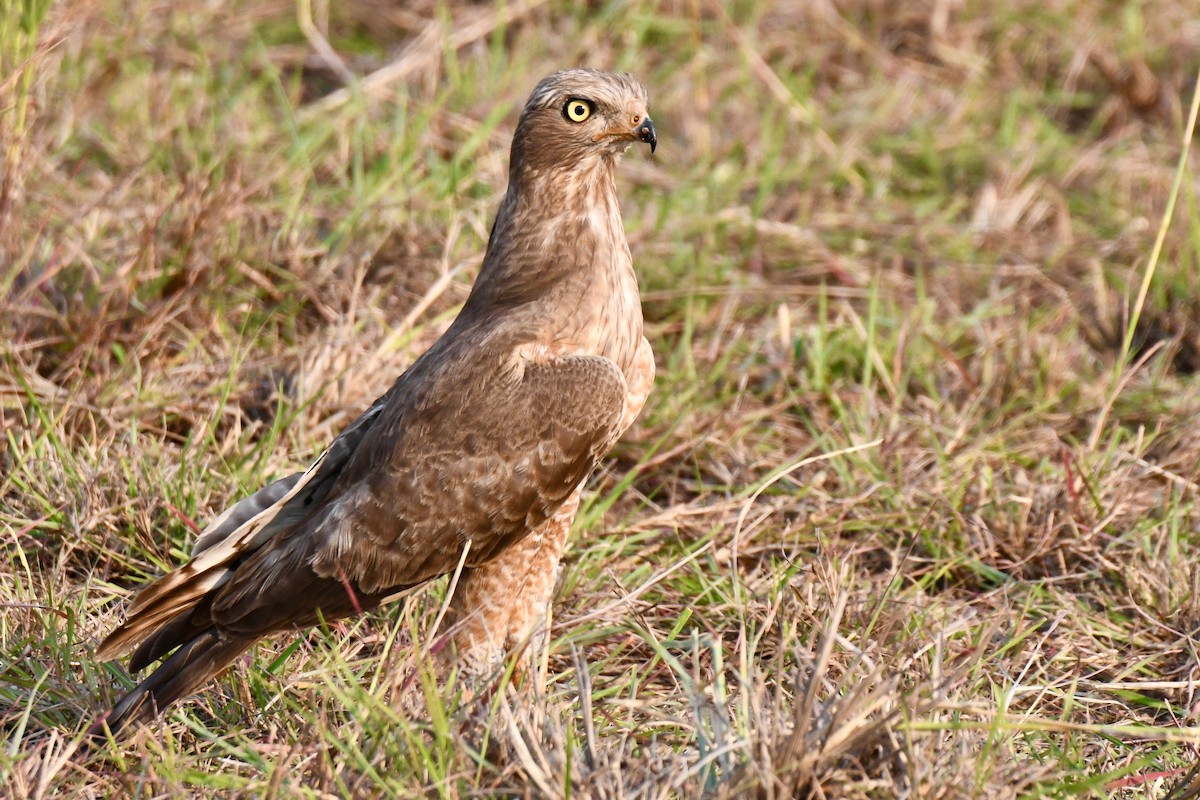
top-left (93, 69), bottom-right (657, 736)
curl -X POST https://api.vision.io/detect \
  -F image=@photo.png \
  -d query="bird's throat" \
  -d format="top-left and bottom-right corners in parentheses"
top-left (468, 159), bottom-right (627, 312)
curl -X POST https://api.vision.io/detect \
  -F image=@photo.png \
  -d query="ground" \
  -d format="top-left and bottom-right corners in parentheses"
top-left (3, 0), bottom-right (1200, 797)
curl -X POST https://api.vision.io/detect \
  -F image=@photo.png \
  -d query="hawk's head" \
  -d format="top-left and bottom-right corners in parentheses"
top-left (512, 69), bottom-right (656, 173)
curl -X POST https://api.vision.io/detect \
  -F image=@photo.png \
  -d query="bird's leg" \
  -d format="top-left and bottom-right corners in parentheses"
top-left (442, 337), bottom-right (651, 689)
top-left (444, 489), bottom-right (582, 686)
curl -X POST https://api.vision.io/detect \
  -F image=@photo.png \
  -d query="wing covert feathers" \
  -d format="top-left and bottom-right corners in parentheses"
top-left (315, 353), bottom-right (628, 593)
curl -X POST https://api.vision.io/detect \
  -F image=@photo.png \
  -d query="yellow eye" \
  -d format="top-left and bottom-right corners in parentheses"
top-left (564, 99), bottom-right (592, 123)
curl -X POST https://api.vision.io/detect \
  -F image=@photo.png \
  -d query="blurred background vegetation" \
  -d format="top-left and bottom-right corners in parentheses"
top-left (3, 1), bottom-right (1200, 796)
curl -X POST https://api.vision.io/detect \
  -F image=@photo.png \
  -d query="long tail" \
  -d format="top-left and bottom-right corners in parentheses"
top-left (90, 409), bottom-right (391, 739)
top-left (90, 630), bottom-right (253, 738)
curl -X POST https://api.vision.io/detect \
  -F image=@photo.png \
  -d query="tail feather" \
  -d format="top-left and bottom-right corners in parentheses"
top-left (91, 399), bottom-right (392, 739)
top-left (91, 630), bottom-right (253, 738)
top-left (128, 601), bottom-right (212, 672)
top-left (97, 450), bottom-right (338, 663)
top-left (96, 570), bottom-right (230, 662)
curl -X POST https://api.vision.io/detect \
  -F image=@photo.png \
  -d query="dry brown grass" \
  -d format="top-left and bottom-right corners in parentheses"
top-left (4, 0), bottom-right (1200, 797)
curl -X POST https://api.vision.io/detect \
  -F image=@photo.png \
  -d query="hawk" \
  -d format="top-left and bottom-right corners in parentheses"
top-left (93, 69), bottom-right (657, 735)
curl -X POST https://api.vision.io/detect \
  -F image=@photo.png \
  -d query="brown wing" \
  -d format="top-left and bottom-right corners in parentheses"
top-left (95, 399), bottom-right (390, 661)
top-left (205, 351), bottom-right (628, 634)
top-left (188, 398), bottom-right (387, 557)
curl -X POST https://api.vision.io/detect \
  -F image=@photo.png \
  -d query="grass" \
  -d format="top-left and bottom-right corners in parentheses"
top-left (4, 0), bottom-right (1200, 796)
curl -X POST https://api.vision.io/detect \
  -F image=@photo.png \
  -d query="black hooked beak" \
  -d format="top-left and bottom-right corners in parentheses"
top-left (636, 116), bottom-right (657, 153)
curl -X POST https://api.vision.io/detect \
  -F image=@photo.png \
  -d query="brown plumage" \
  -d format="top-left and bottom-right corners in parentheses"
top-left (92, 69), bottom-right (657, 736)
